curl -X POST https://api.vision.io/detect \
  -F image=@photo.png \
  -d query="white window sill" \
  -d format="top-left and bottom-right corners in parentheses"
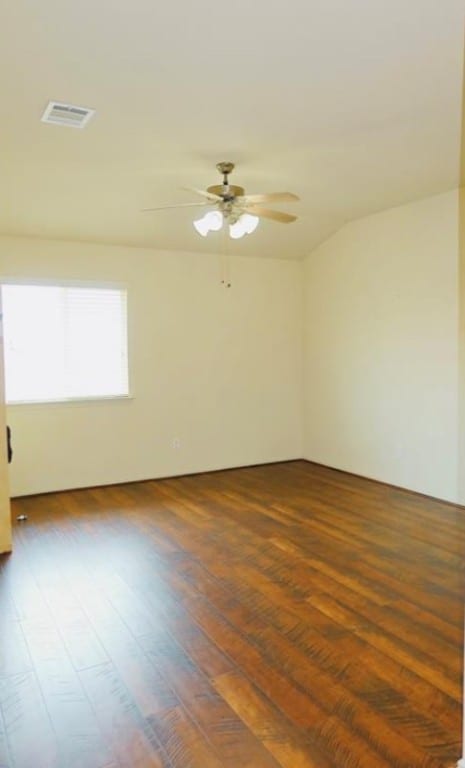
top-left (7, 394), bottom-right (133, 406)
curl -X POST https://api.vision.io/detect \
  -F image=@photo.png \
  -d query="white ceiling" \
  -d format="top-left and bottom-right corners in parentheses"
top-left (1, 0), bottom-right (464, 260)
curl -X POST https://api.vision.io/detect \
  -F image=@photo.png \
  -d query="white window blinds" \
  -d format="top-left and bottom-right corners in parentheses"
top-left (2, 283), bottom-right (129, 403)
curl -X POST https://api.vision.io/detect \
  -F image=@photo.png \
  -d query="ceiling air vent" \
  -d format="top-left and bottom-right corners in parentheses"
top-left (41, 101), bottom-right (95, 129)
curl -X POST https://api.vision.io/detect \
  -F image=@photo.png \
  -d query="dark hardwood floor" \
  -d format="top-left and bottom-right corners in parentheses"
top-left (0, 460), bottom-right (463, 768)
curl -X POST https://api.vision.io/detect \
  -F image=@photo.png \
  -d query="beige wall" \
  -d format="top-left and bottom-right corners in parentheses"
top-left (1, 189), bottom-right (461, 502)
top-left (458, 187), bottom-right (465, 506)
top-left (0, 290), bottom-right (12, 551)
top-left (303, 190), bottom-right (459, 503)
top-left (0, 236), bottom-right (303, 496)
top-left (457, 52), bottom-right (464, 768)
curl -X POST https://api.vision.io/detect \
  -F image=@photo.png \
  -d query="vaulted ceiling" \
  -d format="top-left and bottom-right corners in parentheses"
top-left (1, 0), bottom-right (464, 259)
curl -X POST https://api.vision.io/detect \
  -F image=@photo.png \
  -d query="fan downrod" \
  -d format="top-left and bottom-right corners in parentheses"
top-left (208, 162), bottom-right (243, 199)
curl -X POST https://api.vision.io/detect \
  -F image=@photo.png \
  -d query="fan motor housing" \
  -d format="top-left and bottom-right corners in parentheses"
top-left (207, 184), bottom-right (245, 199)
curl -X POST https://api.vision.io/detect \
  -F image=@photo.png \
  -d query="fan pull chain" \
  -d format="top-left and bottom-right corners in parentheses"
top-left (220, 224), bottom-right (232, 288)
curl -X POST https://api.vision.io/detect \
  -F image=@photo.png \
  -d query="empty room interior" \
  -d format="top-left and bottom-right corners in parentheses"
top-left (1, 1), bottom-right (465, 767)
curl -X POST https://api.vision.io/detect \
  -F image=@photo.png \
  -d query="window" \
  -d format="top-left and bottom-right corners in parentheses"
top-left (2, 283), bottom-right (129, 404)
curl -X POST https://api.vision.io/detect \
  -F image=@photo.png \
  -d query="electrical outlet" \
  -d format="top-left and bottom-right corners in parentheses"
top-left (172, 438), bottom-right (181, 450)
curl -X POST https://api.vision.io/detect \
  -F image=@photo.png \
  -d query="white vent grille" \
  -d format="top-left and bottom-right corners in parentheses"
top-left (41, 101), bottom-right (95, 129)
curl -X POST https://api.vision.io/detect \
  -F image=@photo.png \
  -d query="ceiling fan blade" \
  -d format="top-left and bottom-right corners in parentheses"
top-left (242, 205), bottom-right (297, 223)
top-left (236, 192), bottom-right (299, 205)
top-left (141, 202), bottom-right (212, 212)
top-left (181, 186), bottom-right (223, 202)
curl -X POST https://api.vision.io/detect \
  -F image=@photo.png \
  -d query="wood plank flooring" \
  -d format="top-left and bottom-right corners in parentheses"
top-left (1, 460), bottom-right (463, 768)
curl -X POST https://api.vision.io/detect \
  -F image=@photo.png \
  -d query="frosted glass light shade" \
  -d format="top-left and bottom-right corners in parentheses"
top-left (204, 211), bottom-right (223, 231)
top-left (229, 219), bottom-right (246, 239)
top-left (193, 216), bottom-right (210, 236)
top-left (241, 214), bottom-right (259, 234)
top-left (229, 214), bottom-right (259, 239)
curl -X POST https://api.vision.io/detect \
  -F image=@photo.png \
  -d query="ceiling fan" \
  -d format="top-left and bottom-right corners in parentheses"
top-left (142, 161), bottom-right (300, 239)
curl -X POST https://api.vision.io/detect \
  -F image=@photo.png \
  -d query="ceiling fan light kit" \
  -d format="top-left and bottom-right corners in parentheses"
top-left (194, 210), bottom-right (259, 239)
top-left (142, 161), bottom-right (299, 240)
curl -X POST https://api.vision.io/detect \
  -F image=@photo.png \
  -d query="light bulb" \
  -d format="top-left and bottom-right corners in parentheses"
top-left (229, 219), bottom-right (246, 239)
top-left (204, 210), bottom-right (223, 232)
top-left (193, 215), bottom-right (210, 237)
top-left (240, 214), bottom-right (259, 234)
